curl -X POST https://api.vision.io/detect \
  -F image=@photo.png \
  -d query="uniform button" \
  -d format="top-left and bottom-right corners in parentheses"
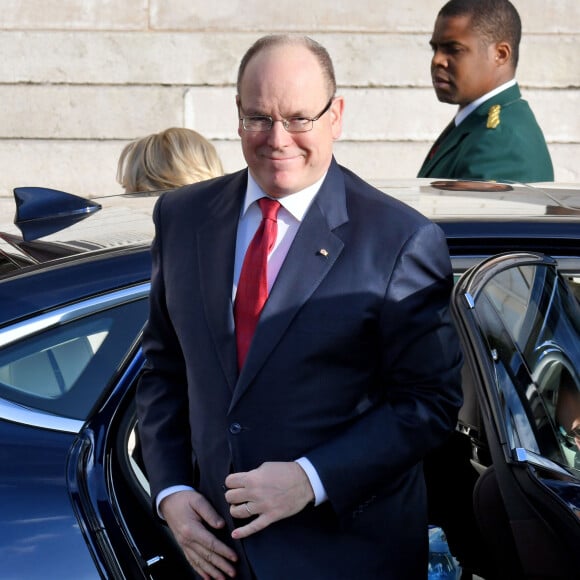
top-left (229, 422), bottom-right (242, 434)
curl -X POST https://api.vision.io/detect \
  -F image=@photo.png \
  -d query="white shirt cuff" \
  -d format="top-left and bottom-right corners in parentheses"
top-left (156, 485), bottom-right (195, 518)
top-left (295, 457), bottom-right (327, 506)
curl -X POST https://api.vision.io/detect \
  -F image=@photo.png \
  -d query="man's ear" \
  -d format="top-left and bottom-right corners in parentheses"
top-left (236, 95), bottom-right (243, 137)
top-left (330, 96), bottom-right (345, 140)
top-left (494, 41), bottom-right (512, 66)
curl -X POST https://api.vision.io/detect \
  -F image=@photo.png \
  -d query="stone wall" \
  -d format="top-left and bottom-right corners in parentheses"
top-left (1, 0), bottom-right (579, 199)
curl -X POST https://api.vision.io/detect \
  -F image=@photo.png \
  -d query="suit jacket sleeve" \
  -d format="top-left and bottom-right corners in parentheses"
top-left (136, 195), bottom-right (196, 496)
top-left (305, 220), bottom-right (463, 514)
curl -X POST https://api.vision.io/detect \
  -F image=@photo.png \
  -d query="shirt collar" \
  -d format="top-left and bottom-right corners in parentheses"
top-left (242, 170), bottom-right (326, 222)
top-left (455, 79), bottom-right (517, 126)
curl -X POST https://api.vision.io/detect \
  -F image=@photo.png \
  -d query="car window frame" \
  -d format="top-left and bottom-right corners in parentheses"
top-left (0, 282), bottom-right (150, 432)
top-left (452, 251), bottom-right (580, 479)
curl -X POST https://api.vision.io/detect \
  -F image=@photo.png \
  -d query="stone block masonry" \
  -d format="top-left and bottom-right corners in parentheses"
top-left (1, 0), bottom-right (579, 199)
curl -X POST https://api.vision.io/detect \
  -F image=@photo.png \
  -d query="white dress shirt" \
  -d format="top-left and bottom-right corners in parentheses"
top-left (233, 172), bottom-right (321, 296)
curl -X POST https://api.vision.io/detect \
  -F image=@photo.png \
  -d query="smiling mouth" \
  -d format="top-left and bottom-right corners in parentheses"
top-left (264, 154), bottom-right (301, 163)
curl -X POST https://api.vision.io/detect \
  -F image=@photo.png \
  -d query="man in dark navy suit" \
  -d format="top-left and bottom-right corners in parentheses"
top-left (137, 34), bottom-right (463, 580)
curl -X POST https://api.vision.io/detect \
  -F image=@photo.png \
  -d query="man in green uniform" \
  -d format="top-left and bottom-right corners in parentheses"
top-left (418, 0), bottom-right (554, 182)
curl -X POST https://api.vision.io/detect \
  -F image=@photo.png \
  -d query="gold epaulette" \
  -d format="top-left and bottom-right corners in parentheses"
top-left (487, 104), bottom-right (501, 129)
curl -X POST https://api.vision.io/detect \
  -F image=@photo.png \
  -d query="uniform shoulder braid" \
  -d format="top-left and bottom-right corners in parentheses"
top-left (486, 104), bottom-right (501, 129)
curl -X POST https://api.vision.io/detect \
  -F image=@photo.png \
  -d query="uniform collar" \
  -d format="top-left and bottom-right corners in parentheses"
top-left (455, 79), bottom-right (517, 126)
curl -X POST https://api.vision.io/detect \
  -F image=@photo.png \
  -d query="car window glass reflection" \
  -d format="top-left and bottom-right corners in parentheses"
top-left (556, 384), bottom-right (580, 470)
top-left (0, 298), bottom-right (148, 420)
top-left (480, 264), bottom-right (580, 472)
top-left (566, 275), bottom-right (580, 302)
top-left (0, 332), bottom-right (105, 398)
top-left (127, 420), bottom-right (150, 495)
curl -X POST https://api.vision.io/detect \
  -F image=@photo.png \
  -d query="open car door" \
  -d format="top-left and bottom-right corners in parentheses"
top-left (451, 252), bottom-right (580, 579)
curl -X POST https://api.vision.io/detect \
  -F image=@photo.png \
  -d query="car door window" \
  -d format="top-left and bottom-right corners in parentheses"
top-left (0, 291), bottom-right (148, 421)
top-left (474, 262), bottom-right (580, 472)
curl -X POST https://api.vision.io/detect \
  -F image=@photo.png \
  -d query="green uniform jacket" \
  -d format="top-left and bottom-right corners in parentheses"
top-left (417, 83), bottom-right (554, 182)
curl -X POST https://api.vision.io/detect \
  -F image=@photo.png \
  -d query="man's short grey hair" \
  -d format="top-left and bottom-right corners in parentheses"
top-left (236, 34), bottom-right (337, 98)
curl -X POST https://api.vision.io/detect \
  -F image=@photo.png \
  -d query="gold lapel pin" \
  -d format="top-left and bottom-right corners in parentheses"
top-left (318, 248), bottom-right (329, 257)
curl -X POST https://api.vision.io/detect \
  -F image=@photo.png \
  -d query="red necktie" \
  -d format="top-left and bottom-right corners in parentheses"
top-left (234, 197), bottom-right (281, 369)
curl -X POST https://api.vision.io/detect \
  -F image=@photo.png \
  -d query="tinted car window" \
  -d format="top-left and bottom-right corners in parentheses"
top-left (477, 263), bottom-right (580, 472)
top-left (0, 295), bottom-right (148, 420)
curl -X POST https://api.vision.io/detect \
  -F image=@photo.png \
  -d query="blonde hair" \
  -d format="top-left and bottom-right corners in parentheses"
top-left (117, 127), bottom-right (224, 192)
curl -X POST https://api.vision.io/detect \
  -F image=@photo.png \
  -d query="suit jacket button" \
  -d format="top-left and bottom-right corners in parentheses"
top-left (229, 422), bottom-right (242, 435)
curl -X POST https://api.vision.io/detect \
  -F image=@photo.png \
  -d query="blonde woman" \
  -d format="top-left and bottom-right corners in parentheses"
top-left (117, 127), bottom-right (224, 192)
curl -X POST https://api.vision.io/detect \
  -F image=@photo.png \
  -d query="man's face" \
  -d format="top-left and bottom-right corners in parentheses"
top-left (430, 14), bottom-right (500, 108)
top-left (237, 44), bottom-right (343, 198)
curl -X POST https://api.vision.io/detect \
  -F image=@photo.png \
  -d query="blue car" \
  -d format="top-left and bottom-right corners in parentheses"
top-left (1, 181), bottom-right (579, 579)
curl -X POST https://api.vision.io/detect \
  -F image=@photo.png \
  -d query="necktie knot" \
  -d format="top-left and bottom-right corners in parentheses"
top-left (258, 197), bottom-right (281, 222)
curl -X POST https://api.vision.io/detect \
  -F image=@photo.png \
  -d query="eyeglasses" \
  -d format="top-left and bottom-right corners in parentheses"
top-left (239, 98), bottom-right (334, 133)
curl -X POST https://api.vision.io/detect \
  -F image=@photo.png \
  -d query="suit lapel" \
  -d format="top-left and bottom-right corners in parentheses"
top-left (419, 116), bottom-right (471, 176)
top-left (231, 160), bottom-right (348, 407)
top-left (425, 120), bottom-right (456, 162)
top-left (197, 171), bottom-right (247, 391)
top-left (424, 122), bottom-right (466, 172)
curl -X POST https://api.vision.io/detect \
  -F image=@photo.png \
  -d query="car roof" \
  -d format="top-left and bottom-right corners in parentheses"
top-left (377, 180), bottom-right (580, 260)
top-left (0, 189), bottom-right (157, 273)
top-left (376, 179), bottom-right (580, 221)
top-left (2, 179), bottom-right (580, 274)
top-left (0, 189), bottom-right (155, 324)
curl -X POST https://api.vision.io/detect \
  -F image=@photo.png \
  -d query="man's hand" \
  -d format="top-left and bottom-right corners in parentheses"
top-left (224, 461), bottom-right (315, 540)
top-left (160, 490), bottom-right (238, 579)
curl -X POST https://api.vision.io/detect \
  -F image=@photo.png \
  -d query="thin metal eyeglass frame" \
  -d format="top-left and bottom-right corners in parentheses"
top-left (239, 97), bottom-right (334, 133)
